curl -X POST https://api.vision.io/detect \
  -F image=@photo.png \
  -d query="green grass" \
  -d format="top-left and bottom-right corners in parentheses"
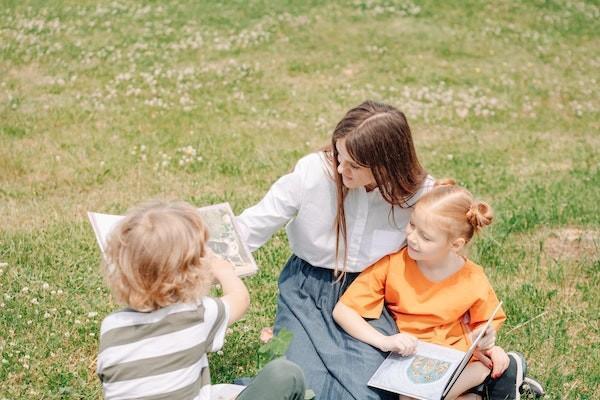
top-left (0, 0), bottom-right (598, 398)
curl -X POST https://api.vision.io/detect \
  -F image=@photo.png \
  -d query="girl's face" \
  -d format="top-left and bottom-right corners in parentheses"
top-left (405, 204), bottom-right (456, 263)
top-left (335, 138), bottom-right (376, 189)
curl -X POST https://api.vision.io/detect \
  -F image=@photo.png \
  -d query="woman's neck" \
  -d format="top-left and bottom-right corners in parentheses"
top-left (364, 183), bottom-right (377, 192)
top-left (416, 252), bottom-right (465, 283)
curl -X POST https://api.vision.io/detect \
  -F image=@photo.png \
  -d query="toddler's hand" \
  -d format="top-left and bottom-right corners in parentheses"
top-left (204, 249), bottom-right (235, 284)
top-left (380, 333), bottom-right (417, 356)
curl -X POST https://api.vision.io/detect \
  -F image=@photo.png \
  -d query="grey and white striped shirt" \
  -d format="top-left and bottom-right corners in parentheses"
top-left (97, 297), bottom-right (229, 400)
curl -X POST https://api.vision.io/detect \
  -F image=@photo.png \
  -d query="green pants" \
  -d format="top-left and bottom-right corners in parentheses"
top-left (237, 358), bottom-right (306, 400)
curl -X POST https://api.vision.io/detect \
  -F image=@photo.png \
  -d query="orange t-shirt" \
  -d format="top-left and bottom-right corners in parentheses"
top-left (340, 247), bottom-right (506, 351)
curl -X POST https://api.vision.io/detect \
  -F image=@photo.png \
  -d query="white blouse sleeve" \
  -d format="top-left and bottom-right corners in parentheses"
top-left (236, 155), bottom-right (312, 252)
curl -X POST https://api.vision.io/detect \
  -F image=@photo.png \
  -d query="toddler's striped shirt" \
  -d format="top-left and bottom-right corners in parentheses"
top-left (97, 297), bottom-right (228, 400)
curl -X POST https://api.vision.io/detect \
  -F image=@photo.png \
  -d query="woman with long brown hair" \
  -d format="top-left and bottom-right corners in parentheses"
top-left (235, 100), bottom-right (536, 399)
top-left (237, 100), bottom-right (432, 399)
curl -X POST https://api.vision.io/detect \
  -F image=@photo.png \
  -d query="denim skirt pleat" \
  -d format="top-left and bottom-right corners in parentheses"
top-left (274, 255), bottom-right (398, 400)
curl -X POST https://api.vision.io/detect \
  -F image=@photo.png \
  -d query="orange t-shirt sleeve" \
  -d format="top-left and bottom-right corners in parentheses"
top-left (468, 275), bottom-right (506, 333)
top-left (339, 256), bottom-right (390, 319)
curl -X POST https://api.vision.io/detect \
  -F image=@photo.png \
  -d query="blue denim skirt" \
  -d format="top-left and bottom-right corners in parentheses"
top-left (274, 255), bottom-right (398, 400)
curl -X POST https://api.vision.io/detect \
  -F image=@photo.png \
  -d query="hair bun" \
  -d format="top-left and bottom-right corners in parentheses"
top-left (434, 178), bottom-right (456, 188)
top-left (466, 202), bottom-right (493, 230)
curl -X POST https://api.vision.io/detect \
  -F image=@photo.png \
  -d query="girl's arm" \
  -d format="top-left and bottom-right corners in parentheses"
top-left (333, 302), bottom-right (417, 355)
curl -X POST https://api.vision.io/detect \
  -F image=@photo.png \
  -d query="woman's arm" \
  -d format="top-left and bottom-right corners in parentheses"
top-left (236, 155), bottom-right (313, 251)
top-left (333, 302), bottom-right (417, 355)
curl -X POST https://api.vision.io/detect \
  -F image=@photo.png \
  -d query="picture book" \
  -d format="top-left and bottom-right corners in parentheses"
top-left (87, 202), bottom-right (257, 277)
top-left (368, 302), bottom-right (503, 400)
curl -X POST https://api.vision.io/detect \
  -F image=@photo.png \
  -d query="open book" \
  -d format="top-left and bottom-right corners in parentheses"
top-left (368, 302), bottom-right (503, 400)
top-left (88, 202), bottom-right (257, 277)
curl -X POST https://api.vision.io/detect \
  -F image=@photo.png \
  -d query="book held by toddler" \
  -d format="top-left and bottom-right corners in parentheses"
top-left (88, 202), bottom-right (257, 277)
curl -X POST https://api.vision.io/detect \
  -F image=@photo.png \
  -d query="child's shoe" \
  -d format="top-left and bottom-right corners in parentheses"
top-left (520, 376), bottom-right (545, 398)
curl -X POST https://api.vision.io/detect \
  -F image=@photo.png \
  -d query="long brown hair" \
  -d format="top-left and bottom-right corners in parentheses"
top-left (329, 100), bottom-right (426, 276)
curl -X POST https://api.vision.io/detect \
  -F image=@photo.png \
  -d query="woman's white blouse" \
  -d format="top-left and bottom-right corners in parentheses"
top-left (236, 152), bottom-right (434, 273)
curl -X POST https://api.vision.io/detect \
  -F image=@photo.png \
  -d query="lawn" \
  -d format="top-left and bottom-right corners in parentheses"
top-left (0, 0), bottom-right (598, 398)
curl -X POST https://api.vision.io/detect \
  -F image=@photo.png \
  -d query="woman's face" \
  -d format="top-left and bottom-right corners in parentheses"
top-left (335, 138), bottom-right (376, 189)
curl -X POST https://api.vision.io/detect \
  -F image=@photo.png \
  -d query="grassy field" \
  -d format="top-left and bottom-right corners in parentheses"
top-left (0, 0), bottom-right (598, 398)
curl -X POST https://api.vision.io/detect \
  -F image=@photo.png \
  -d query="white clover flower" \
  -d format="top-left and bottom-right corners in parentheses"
top-left (42, 282), bottom-right (50, 290)
top-left (21, 287), bottom-right (29, 293)
top-left (30, 298), bottom-right (39, 305)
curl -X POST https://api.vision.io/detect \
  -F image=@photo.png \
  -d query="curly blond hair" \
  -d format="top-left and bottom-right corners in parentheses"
top-left (103, 200), bottom-right (212, 311)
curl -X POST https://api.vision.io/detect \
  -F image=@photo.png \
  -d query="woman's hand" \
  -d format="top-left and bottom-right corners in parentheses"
top-left (379, 333), bottom-right (417, 356)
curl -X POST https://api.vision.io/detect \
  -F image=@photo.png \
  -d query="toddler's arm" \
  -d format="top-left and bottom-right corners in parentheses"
top-left (333, 302), bottom-right (417, 355)
top-left (209, 254), bottom-right (250, 325)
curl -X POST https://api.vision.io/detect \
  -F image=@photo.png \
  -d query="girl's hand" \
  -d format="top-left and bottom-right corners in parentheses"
top-left (472, 324), bottom-right (496, 351)
top-left (379, 333), bottom-right (417, 356)
top-left (486, 345), bottom-right (510, 379)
